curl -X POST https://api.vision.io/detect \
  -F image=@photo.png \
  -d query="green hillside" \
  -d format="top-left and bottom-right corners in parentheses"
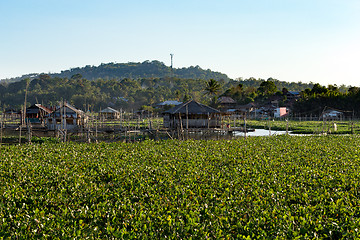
top-left (0, 61), bottom-right (230, 83)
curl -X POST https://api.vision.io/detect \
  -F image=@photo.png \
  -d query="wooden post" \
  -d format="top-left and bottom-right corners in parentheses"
top-left (19, 123), bottom-right (22, 144)
top-left (268, 118), bottom-right (271, 136)
top-left (186, 104), bottom-right (189, 130)
top-left (179, 112), bottom-right (183, 140)
top-left (87, 114), bottom-right (91, 143)
top-left (0, 112), bottom-right (3, 144)
top-left (22, 79), bottom-right (30, 126)
top-left (125, 126), bottom-right (127, 143)
top-left (286, 119), bottom-right (289, 135)
top-left (137, 115), bottom-right (140, 130)
top-left (186, 104), bottom-right (189, 140)
top-left (207, 113), bottom-right (210, 129)
top-left (95, 114), bottom-right (98, 142)
top-left (244, 115), bottom-right (247, 139)
top-left (27, 120), bottom-right (32, 144)
top-left (62, 100), bottom-right (67, 142)
top-left (120, 108), bottom-right (123, 129)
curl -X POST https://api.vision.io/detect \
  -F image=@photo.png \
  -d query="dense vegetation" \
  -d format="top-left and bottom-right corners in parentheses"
top-left (1, 60), bottom-right (358, 116)
top-left (1, 136), bottom-right (360, 238)
top-left (0, 75), bottom-right (313, 112)
top-left (293, 84), bottom-right (360, 116)
top-left (0, 76), bottom-right (214, 110)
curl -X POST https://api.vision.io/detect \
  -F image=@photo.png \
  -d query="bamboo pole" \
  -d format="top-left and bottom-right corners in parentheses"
top-left (19, 123), bottom-right (22, 144)
top-left (286, 119), bottom-right (289, 135)
top-left (186, 105), bottom-right (189, 140)
top-left (244, 115), bottom-right (247, 139)
top-left (0, 112), bottom-right (3, 144)
top-left (179, 112), bottom-right (183, 140)
top-left (27, 119), bottom-right (32, 144)
top-left (23, 79), bottom-right (30, 126)
top-left (268, 118), bottom-right (271, 136)
top-left (95, 114), bottom-right (98, 141)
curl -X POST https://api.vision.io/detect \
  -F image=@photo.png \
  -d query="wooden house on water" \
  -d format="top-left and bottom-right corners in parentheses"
top-left (163, 100), bottom-right (221, 129)
top-left (99, 107), bottom-right (120, 120)
top-left (47, 102), bottom-right (87, 130)
top-left (25, 104), bottom-right (52, 125)
top-left (3, 109), bottom-right (21, 120)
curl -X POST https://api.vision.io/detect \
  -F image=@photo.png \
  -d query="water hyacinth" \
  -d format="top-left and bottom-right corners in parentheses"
top-left (0, 136), bottom-right (360, 238)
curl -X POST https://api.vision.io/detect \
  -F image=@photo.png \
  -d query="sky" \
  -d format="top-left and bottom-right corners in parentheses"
top-left (1, 0), bottom-right (360, 86)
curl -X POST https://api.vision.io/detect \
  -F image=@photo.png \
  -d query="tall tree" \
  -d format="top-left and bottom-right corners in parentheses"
top-left (257, 80), bottom-right (277, 96)
top-left (205, 79), bottom-right (221, 96)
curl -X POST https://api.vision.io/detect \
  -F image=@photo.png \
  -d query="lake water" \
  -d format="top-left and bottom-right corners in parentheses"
top-left (234, 128), bottom-right (294, 137)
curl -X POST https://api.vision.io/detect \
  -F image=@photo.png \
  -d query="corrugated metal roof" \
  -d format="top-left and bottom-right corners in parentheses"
top-left (53, 102), bottom-right (83, 115)
top-left (158, 100), bottom-right (182, 106)
top-left (100, 107), bottom-right (119, 113)
top-left (26, 104), bottom-right (52, 114)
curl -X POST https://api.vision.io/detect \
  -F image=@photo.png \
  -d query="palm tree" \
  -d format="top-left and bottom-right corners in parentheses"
top-left (205, 79), bottom-right (221, 96)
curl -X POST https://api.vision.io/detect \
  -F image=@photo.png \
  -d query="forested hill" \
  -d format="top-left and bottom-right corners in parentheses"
top-left (0, 61), bottom-right (230, 83)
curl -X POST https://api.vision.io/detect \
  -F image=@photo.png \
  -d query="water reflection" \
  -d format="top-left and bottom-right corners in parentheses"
top-left (234, 128), bottom-right (290, 137)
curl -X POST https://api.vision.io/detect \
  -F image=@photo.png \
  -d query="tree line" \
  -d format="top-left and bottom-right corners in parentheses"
top-left (2, 71), bottom-right (358, 118)
top-left (1, 73), bottom-right (322, 113)
top-left (293, 84), bottom-right (360, 117)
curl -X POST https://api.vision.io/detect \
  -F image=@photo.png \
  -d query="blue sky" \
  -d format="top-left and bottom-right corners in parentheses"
top-left (1, 0), bottom-right (360, 86)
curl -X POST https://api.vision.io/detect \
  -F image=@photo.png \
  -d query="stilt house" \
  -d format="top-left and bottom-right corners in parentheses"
top-left (25, 104), bottom-right (52, 125)
top-left (217, 96), bottom-right (236, 111)
top-left (163, 100), bottom-right (221, 129)
top-left (99, 107), bottom-right (120, 120)
top-left (47, 102), bottom-right (87, 130)
top-left (4, 109), bottom-right (21, 120)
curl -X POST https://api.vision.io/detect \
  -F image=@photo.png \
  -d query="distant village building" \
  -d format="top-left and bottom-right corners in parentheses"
top-left (235, 103), bottom-right (256, 117)
top-left (163, 100), bottom-right (221, 129)
top-left (321, 109), bottom-right (344, 120)
top-left (286, 91), bottom-right (300, 100)
top-left (25, 104), bottom-right (52, 125)
top-left (158, 100), bottom-right (182, 106)
top-left (157, 100), bottom-right (182, 110)
top-left (47, 102), bottom-right (87, 130)
top-left (217, 96), bottom-right (236, 111)
top-left (274, 107), bottom-right (288, 118)
top-left (3, 109), bottom-right (21, 120)
top-left (99, 107), bottom-right (120, 120)
top-left (217, 96), bottom-right (236, 108)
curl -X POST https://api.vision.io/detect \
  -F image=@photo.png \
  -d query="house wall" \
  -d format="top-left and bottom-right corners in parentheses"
top-left (48, 123), bottom-right (79, 131)
top-left (163, 115), bottom-right (221, 128)
top-left (99, 112), bottom-right (120, 119)
top-left (274, 107), bottom-right (288, 118)
top-left (47, 118), bottom-right (79, 130)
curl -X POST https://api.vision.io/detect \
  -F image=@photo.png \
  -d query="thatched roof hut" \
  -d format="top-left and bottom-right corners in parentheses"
top-left (163, 100), bottom-right (221, 129)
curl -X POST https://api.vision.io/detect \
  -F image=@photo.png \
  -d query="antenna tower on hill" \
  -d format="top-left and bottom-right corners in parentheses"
top-left (170, 53), bottom-right (174, 77)
top-left (170, 53), bottom-right (174, 69)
